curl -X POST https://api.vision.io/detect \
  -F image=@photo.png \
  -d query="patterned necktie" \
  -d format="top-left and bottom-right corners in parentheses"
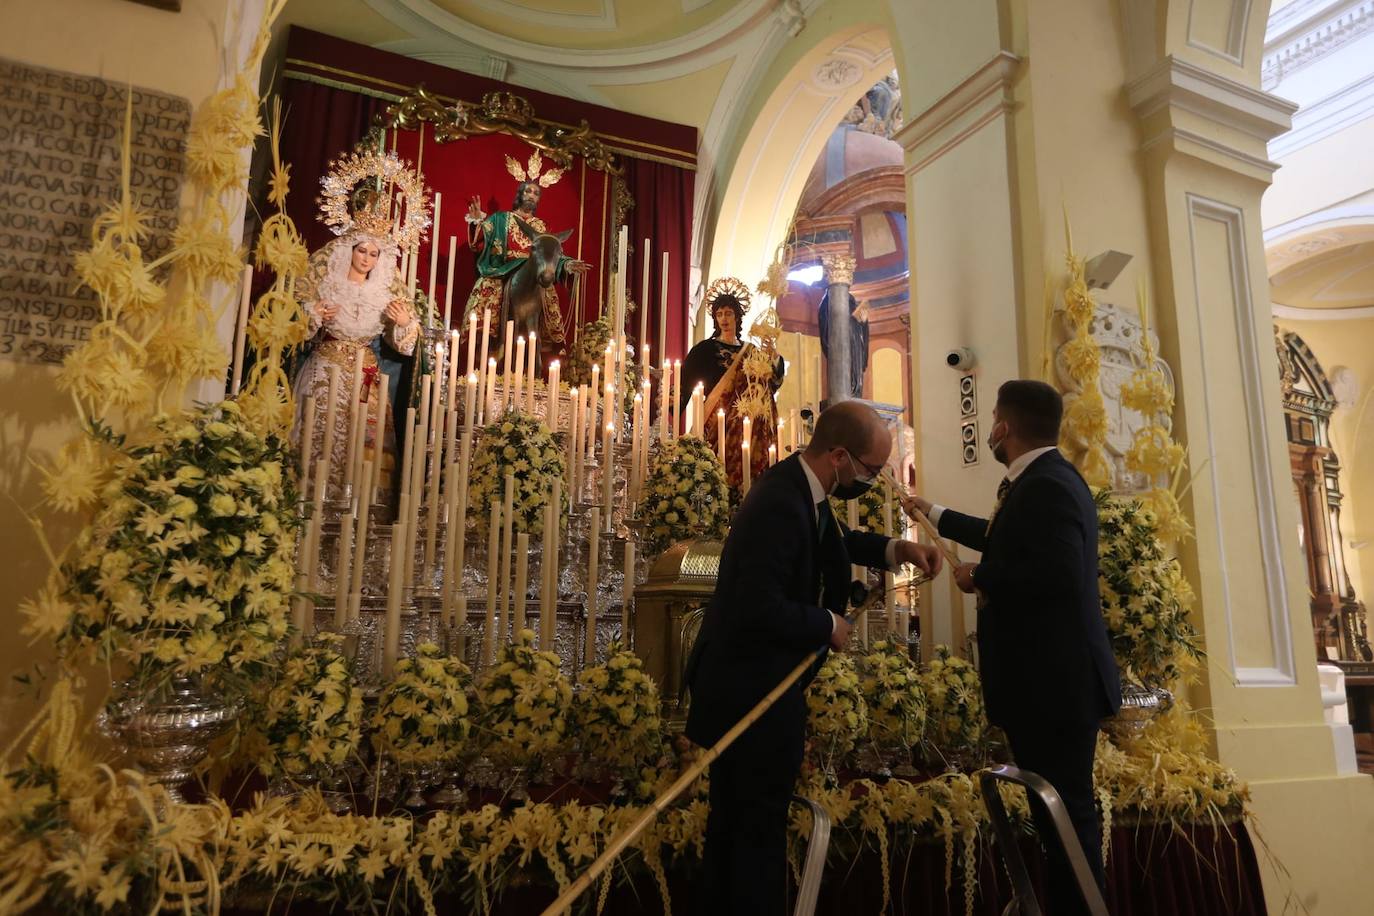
top-left (986, 477), bottom-right (1012, 534)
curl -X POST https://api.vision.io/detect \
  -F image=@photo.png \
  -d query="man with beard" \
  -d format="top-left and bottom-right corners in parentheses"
top-left (464, 152), bottom-right (587, 356)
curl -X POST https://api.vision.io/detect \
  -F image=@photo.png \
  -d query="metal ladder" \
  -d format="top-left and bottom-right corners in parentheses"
top-left (791, 795), bottom-right (831, 916)
top-left (978, 765), bottom-right (1110, 916)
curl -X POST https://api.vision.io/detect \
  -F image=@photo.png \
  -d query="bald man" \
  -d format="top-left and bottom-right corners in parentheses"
top-left (685, 400), bottom-right (942, 915)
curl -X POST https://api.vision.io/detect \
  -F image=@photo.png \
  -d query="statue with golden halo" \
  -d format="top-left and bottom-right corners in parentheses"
top-left (292, 149), bottom-right (426, 504)
top-left (680, 278), bottom-right (785, 495)
top-left (464, 150), bottom-right (590, 368)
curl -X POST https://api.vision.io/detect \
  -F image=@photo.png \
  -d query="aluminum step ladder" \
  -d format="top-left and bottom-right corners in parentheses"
top-left (791, 795), bottom-right (831, 916)
top-left (978, 765), bottom-right (1110, 916)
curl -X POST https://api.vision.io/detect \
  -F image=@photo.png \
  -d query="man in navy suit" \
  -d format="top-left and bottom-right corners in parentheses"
top-left (904, 380), bottom-right (1121, 915)
top-left (685, 400), bottom-right (943, 914)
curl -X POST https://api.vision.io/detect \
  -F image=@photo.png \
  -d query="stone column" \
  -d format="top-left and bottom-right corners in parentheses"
top-left (821, 252), bottom-right (856, 404)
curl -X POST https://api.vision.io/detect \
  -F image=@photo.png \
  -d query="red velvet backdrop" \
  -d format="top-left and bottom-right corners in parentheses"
top-left (274, 27), bottom-right (696, 366)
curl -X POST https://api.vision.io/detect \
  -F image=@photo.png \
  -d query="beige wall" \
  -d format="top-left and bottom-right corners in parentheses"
top-left (0, 0), bottom-right (239, 739)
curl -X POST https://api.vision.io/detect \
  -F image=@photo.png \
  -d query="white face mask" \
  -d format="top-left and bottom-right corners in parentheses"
top-left (987, 422), bottom-right (1009, 466)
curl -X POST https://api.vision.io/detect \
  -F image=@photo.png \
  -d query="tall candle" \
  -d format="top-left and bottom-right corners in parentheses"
top-left (588, 365), bottom-right (601, 455)
top-left (602, 342), bottom-right (615, 406)
top-left (527, 331), bottom-right (538, 414)
top-left (602, 420), bottom-right (614, 528)
top-left (768, 443), bottom-right (777, 466)
top-left (320, 365), bottom-right (342, 496)
top-left (693, 383), bottom-right (705, 437)
top-left (478, 307), bottom-right (492, 417)
top-left (513, 533), bottom-right (530, 632)
top-left (447, 330), bottom-right (460, 413)
top-left (482, 500), bottom-right (501, 666)
top-left (484, 357), bottom-right (497, 424)
top-left (297, 394), bottom-right (316, 495)
top-left (622, 540), bottom-right (635, 639)
top-left (230, 264), bottom-right (251, 396)
top-left (502, 320), bottom-right (514, 412)
top-left (343, 349), bottom-right (365, 493)
top-left (333, 500), bottom-right (356, 629)
top-left (427, 192), bottom-right (442, 306)
top-left (397, 405), bottom-right (417, 515)
top-left (659, 360), bottom-right (670, 440)
top-left (454, 595), bottom-right (468, 642)
top-left (640, 238), bottom-right (651, 352)
top-left (499, 472), bottom-right (516, 641)
top-left (466, 309), bottom-right (478, 377)
top-left (586, 507), bottom-right (600, 665)
top-left (383, 518), bottom-right (406, 677)
top-left (742, 442), bottom-right (751, 496)
top-left (568, 386), bottom-right (582, 498)
top-left (372, 378), bottom-right (389, 504)
top-left (777, 418), bottom-right (786, 456)
top-left (742, 415), bottom-right (752, 451)
top-left (348, 469), bottom-right (371, 621)
top-left (640, 378), bottom-right (652, 497)
top-left (443, 234), bottom-right (456, 329)
top-left (540, 499), bottom-right (557, 650)
top-left (630, 393), bottom-right (644, 505)
top-left (658, 250), bottom-right (669, 364)
top-left (671, 360), bottom-right (681, 440)
top-left (513, 336), bottom-right (526, 411)
top-left (547, 360), bottom-right (561, 430)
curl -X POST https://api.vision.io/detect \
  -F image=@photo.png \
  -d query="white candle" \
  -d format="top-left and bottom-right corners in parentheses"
top-left (466, 309), bottom-right (478, 378)
top-left (372, 378), bottom-right (389, 504)
top-left (527, 331), bottom-right (538, 414)
top-left (671, 360), bottom-right (681, 440)
top-left (640, 378), bottom-right (652, 498)
top-left (658, 250), bottom-right (669, 363)
top-left (320, 365), bottom-right (342, 497)
top-left (427, 192), bottom-right (442, 306)
top-left (777, 418), bottom-right (786, 456)
top-left (333, 499), bottom-right (356, 629)
top-left (568, 385), bottom-right (582, 498)
top-left (640, 238), bottom-right (651, 352)
top-left (230, 264), bottom-right (251, 396)
top-left (478, 308), bottom-right (492, 418)
top-left (447, 330), bottom-right (460, 412)
top-left (547, 360), bottom-right (561, 430)
top-left (768, 443), bottom-right (777, 466)
top-left (588, 365), bottom-right (601, 459)
top-left (540, 498), bottom-right (557, 650)
top-left (659, 359), bottom-right (670, 441)
top-left (397, 405), bottom-right (416, 514)
top-left (622, 540), bottom-right (635, 639)
top-left (630, 393), bottom-right (644, 505)
top-left (482, 500), bottom-right (501, 666)
top-left (743, 415), bottom-right (752, 451)
top-left (693, 383), bottom-right (705, 437)
top-left (602, 342), bottom-right (615, 408)
top-left (343, 349), bottom-right (365, 493)
top-left (348, 466), bottom-right (371, 621)
top-left (383, 518), bottom-right (406, 677)
top-left (297, 394), bottom-right (316, 496)
top-left (443, 233), bottom-right (456, 329)
top-left (716, 409), bottom-right (726, 463)
top-left (586, 507), bottom-right (600, 665)
top-left (499, 472), bottom-right (516, 641)
top-left (502, 320), bottom-right (514, 412)
top-left (742, 442), bottom-right (751, 495)
top-left (602, 420), bottom-right (614, 527)
top-left (454, 595), bottom-right (468, 641)
top-left (513, 335), bottom-right (526, 411)
top-left (484, 357), bottom-right (497, 424)
top-left (513, 532), bottom-right (530, 632)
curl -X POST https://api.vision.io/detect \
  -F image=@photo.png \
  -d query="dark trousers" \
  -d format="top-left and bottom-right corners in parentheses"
top-left (1003, 721), bottom-right (1106, 916)
top-left (700, 721), bottom-right (802, 916)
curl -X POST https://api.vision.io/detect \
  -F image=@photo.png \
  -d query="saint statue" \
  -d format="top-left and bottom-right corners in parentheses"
top-left (818, 290), bottom-right (869, 400)
top-left (293, 151), bottom-right (426, 504)
top-left (680, 278), bottom-right (785, 494)
top-left (464, 150), bottom-right (588, 365)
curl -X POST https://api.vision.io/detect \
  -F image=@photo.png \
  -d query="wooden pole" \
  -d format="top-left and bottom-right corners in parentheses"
top-left (880, 468), bottom-right (959, 568)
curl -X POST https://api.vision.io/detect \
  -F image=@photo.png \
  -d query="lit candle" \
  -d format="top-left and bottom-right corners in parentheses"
top-left (640, 378), bottom-right (652, 498)
top-left (443, 233), bottom-right (456, 329)
top-left (527, 331), bottom-right (538, 414)
top-left (602, 342), bottom-right (615, 410)
top-left (693, 383), bottom-right (705, 437)
top-left (427, 192), bottom-right (442, 306)
top-left (768, 443), bottom-right (777, 466)
top-left (478, 307), bottom-right (492, 417)
top-left (513, 335), bottom-right (526, 411)
top-left (568, 385), bottom-right (582, 498)
top-left (547, 360), bottom-right (561, 430)
top-left (741, 442), bottom-right (751, 495)
top-left (502, 320), bottom-right (514, 412)
top-left (586, 506), bottom-right (600, 665)
top-left (484, 357), bottom-right (497, 423)
top-left (513, 532), bottom-right (530, 632)
top-left (482, 500), bottom-right (501, 665)
top-left (383, 518), bottom-right (406, 677)
top-left (715, 409), bottom-right (726, 463)
top-left (671, 359), bottom-right (681, 440)
top-left (466, 309), bottom-right (478, 378)
top-left (630, 393), bottom-right (644, 505)
top-left (230, 264), bottom-right (251, 396)
top-left (622, 540), bottom-right (635, 639)
top-left (447, 330), bottom-right (460, 411)
top-left (743, 415), bottom-right (752, 451)
top-left (658, 250), bottom-right (669, 364)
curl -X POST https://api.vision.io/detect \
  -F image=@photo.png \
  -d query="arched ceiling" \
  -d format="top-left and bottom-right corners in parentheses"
top-left (1271, 241), bottom-right (1374, 311)
top-left (426, 0), bottom-right (748, 51)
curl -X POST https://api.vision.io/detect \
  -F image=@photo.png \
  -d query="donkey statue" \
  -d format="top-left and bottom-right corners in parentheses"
top-left (497, 216), bottom-right (573, 374)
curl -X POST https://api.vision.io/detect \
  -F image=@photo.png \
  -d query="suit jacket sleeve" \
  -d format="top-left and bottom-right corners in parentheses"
top-left (937, 509), bottom-right (990, 552)
top-left (842, 528), bottom-right (892, 569)
top-left (729, 491), bottom-right (836, 652)
top-left (973, 475), bottom-right (1085, 602)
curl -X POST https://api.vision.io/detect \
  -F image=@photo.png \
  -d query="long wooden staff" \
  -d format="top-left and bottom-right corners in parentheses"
top-left (881, 467), bottom-right (960, 568)
top-left (540, 589), bottom-right (882, 916)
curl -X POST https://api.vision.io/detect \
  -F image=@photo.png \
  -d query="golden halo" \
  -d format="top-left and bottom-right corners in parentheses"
top-left (318, 149), bottom-right (431, 251)
top-left (705, 277), bottom-right (752, 316)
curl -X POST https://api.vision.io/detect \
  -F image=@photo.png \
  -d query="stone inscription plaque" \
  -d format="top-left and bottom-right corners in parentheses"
top-left (0, 58), bottom-right (191, 365)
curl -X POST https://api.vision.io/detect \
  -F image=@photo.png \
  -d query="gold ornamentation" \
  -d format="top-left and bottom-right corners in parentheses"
top-left (379, 87), bottom-right (622, 176)
top-left (504, 149), bottom-right (565, 188)
top-left (317, 149), bottom-right (430, 250)
top-left (821, 252), bottom-right (857, 287)
top-left (704, 277), bottom-right (753, 316)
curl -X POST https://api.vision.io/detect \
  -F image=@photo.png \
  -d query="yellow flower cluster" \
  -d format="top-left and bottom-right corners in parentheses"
top-left (805, 651), bottom-right (868, 768)
top-left (859, 639), bottom-right (927, 749)
top-left (24, 402), bottom-right (297, 693)
top-left (1054, 218), bottom-right (1113, 488)
top-left (476, 629), bottom-right (573, 766)
top-left (252, 634), bottom-right (363, 778)
top-left (563, 314), bottom-right (643, 415)
top-left (919, 647), bottom-right (988, 766)
top-left (573, 645), bottom-right (664, 772)
top-left (371, 642), bottom-right (473, 767)
top-left (468, 410), bottom-right (567, 536)
top-left (641, 435), bottom-right (731, 555)
top-left (1096, 490), bottom-right (1202, 686)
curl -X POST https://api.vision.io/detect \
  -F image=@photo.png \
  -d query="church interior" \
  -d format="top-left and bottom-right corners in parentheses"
top-left (2, 0), bottom-right (1374, 912)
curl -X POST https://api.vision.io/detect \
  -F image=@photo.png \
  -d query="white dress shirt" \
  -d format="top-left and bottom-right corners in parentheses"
top-left (927, 445), bottom-right (1060, 526)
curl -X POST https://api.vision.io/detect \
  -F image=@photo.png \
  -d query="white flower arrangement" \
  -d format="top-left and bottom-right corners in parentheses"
top-left (919, 647), bottom-right (988, 764)
top-left (476, 629), bottom-right (574, 766)
top-left (468, 409), bottom-right (567, 536)
top-left (805, 651), bottom-right (868, 768)
top-left (255, 634), bottom-right (364, 778)
top-left (641, 435), bottom-right (730, 555)
top-left (573, 644), bottom-right (664, 772)
top-left (24, 401), bottom-right (297, 695)
top-left (370, 642), bottom-right (474, 767)
top-left (859, 639), bottom-right (927, 750)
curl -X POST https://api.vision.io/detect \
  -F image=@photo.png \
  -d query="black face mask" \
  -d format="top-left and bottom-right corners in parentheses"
top-left (832, 452), bottom-right (876, 500)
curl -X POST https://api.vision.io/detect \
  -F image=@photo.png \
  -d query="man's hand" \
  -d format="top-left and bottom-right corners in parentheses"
top-left (385, 299), bottom-right (415, 327)
top-left (315, 301), bottom-right (339, 322)
top-left (894, 540), bottom-right (943, 578)
top-left (953, 562), bottom-right (978, 594)
top-left (899, 493), bottom-right (934, 520)
top-left (466, 195), bottom-right (486, 223)
top-left (829, 612), bottom-right (852, 651)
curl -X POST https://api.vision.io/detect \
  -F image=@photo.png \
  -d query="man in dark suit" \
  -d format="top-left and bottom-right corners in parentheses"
top-left (904, 379), bottom-right (1121, 915)
top-left (685, 400), bottom-right (942, 915)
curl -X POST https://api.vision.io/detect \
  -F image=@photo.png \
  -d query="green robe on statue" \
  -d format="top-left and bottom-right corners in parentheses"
top-left (465, 209), bottom-right (572, 344)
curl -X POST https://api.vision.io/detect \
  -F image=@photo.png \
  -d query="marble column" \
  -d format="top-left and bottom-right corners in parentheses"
top-left (821, 252), bottom-right (856, 404)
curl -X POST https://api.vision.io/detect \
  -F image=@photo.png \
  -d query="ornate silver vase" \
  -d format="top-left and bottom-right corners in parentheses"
top-left (1108, 681), bottom-right (1174, 738)
top-left (99, 677), bottom-right (241, 804)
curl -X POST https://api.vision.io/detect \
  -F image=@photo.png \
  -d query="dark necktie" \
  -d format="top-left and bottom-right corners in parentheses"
top-left (816, 500), bottom-right (831, 543)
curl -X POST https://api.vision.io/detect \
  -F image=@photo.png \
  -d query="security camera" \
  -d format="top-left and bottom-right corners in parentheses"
top-left (1085, 250), bottom-right (1133, 290)
top-left (946, 347), bottom-right (975, 371)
